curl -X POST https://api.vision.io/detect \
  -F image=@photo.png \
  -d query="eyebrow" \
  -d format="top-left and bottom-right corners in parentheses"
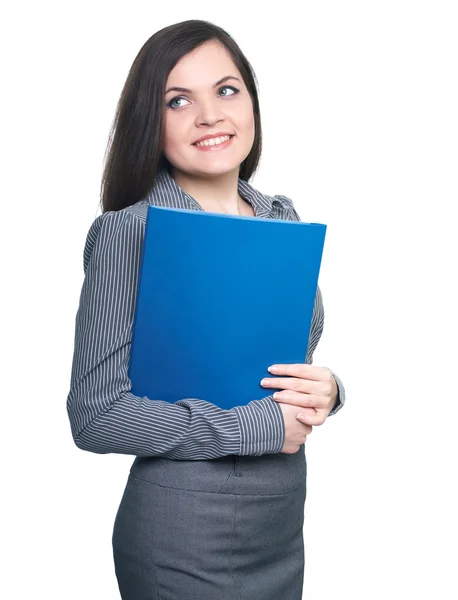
top-left (165, 75), bottom-right (242, 96)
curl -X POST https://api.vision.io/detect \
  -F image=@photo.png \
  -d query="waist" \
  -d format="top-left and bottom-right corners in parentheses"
top-left (130, 448), bottom-right (306, 496)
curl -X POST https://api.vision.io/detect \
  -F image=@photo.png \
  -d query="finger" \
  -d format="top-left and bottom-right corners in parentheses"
top-left (268, 363), bottom-right (324, 380)
top-left (297, 407), bottom-right (317, 418)
top-left (296, 410), bottom-right (327, 427)
top-left (261, 377), bottom-right (309, 393)
top-left (273, 391), bottom-right (326, 409)
top-left (262, 376), bottom-right (332, 398)
top-left (282, 404), bottom-right (317, 418)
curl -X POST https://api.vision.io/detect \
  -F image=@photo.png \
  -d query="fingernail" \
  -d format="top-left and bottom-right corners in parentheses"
top-left (268, 366), bottom-right (278, 373)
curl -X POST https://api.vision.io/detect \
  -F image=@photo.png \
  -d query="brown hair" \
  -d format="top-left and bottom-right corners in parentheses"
top-left (100, 19), bottom-right (264, 212)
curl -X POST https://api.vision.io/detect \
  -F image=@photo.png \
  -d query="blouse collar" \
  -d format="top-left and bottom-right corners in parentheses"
top-left (146, 168), bottom-right (285, 219)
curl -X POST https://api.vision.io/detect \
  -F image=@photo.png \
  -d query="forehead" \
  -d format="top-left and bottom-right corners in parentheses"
top-left (166, 41), bottom-right (241, 87)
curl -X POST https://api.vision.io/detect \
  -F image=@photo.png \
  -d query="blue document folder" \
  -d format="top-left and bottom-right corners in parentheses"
top-left (128, 205), bottom-right (327, 410)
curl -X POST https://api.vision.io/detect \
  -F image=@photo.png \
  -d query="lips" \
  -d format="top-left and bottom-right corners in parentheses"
top-left (192, 135), bottom-right (235, 152)
top-left (192, 133), bottom-right (234, 145)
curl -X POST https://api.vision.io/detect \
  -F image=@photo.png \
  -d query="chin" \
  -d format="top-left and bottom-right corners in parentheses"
top-left (202, 162), bottom-right (240, 174)
top-left (177, 161), bottom-right (242, 178)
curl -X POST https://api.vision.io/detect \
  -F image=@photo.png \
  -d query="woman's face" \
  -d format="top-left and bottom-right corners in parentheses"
top-left (162, 40), bottom-right (255, 178)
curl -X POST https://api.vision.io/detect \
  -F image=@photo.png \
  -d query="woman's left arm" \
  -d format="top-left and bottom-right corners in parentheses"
top-left (268, 195), bottom-right (346, 422)
top-left (260, 285), bottom-right (345, 424)
top-left (306, 286), bottom-right (345, 417)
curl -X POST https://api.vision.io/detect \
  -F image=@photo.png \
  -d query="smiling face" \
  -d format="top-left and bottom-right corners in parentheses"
top-left (162, 40), bottom-right (255, 179)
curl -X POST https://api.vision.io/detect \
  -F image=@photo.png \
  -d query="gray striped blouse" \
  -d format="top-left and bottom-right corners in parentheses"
top-left (66, 168), bottom-right (345, 459)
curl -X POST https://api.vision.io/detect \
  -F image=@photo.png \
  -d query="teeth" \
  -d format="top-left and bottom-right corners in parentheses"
top-left (195, 135), bottom-right (231, 147)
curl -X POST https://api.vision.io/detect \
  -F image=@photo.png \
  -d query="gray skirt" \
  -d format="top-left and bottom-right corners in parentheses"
top-left (112, 447), bottom-right (307, 600)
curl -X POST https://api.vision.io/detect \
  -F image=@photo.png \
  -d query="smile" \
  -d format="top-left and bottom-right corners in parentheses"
top-left (193, 135), bottom-right (234, 151)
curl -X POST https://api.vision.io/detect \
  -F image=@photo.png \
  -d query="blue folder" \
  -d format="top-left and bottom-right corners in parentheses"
top-left (128, 205), bottom-right (326, 410)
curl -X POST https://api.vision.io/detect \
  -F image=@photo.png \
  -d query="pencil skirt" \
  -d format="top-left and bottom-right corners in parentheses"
top-left (112, 446), bottom-right (307, 600)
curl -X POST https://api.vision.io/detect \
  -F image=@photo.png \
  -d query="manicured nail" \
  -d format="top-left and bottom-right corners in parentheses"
top-left (268, 366), bottom-right (278, 373)
top-left (261, 379), bottom-right (270, 386)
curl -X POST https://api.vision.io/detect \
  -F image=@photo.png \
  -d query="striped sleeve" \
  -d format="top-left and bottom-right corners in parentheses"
top-left (305, 285), bottom-right (345, 416)
top-left (66, 210), bottom-right (285, 458)
top-left (275, 194), bottom-right (346, 416)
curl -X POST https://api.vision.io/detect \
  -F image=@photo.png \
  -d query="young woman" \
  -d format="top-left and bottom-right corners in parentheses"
top-left (66, 19), bottom-right (345, 600)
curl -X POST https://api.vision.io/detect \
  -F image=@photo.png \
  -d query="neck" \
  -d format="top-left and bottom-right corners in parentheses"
top-left (170, 166), bottom-right (243, 214)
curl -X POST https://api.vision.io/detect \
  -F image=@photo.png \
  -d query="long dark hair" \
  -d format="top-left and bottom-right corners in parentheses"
top-left (100, 20), bottom-right (263, 213)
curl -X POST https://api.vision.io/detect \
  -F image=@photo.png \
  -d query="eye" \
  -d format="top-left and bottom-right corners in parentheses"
top-left (166, 85), bottom-right (240, 109)
top-left (218, 85), bottom-right (239, 97)
top-left (167, 97), bottom-right (191, 109)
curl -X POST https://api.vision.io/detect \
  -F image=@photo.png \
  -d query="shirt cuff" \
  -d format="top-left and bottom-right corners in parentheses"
top-left (329, 371), bottom-right (346, 416)
top-left (232, 395), bottom-right (285, 456)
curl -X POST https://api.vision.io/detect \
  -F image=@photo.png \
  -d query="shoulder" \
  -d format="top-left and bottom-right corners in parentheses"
top-left (82, 203), bottom-right (148, 274)
top-left (271, 193), bottom-right (301, 222)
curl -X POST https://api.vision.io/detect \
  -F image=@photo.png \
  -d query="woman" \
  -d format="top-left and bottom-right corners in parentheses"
top-left (66, 19), bottom-right (345, 600)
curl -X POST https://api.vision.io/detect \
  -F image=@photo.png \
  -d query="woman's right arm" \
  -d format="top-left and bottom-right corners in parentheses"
top-left (66, 209), bottom-right (285, 459)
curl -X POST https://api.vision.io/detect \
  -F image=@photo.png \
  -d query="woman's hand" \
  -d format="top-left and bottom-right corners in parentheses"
top-left (277, 403), bottom-right (314, 454)
top-left (261, 364), bottom-right (338, 426)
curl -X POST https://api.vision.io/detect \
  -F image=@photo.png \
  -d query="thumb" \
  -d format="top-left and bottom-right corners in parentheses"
top-left (297, 412), bottom-right (314, 425)
top-left (296, 407), bottom-right (317, 420)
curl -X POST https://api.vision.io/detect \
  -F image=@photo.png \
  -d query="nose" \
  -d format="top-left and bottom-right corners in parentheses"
top-left (195, 97), bottom-right (225, 126)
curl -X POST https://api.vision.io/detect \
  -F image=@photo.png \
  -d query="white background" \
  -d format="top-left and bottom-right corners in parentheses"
top-left (2, 1), bottom-right (457, 598)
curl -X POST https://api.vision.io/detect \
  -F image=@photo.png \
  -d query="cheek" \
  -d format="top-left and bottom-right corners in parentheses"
top-left (162, 117), bottom-right (179, 155)
top-left (164, 123), bottom-right (175, 153)
top-left (239, 103), bottom-right (255, 140)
